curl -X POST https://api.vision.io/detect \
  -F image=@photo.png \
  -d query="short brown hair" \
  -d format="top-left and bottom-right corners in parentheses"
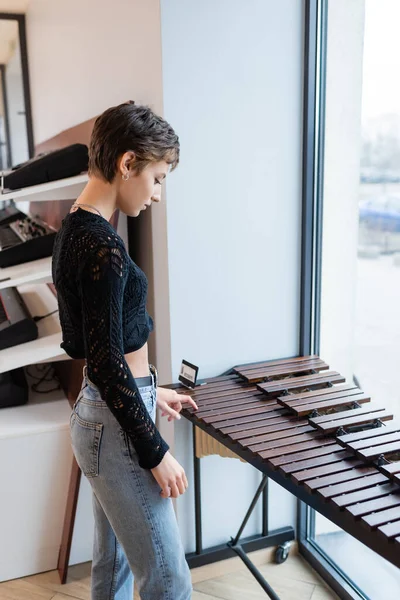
top-left (88, 101), bottom-right (180, 182)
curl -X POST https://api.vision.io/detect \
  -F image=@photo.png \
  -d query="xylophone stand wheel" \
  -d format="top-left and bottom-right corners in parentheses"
top-left (274, 541), bottom-right (291, 564)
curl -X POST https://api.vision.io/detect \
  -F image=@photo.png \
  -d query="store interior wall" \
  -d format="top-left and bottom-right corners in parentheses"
top-left (160, 0), bottom-right (304, 551)
top-left (26, 0), bottom-right (164, 145)
top-left (24, 0), bottom-right (305, 560)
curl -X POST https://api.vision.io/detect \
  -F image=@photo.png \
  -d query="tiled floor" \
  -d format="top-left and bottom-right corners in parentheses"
top-left (0, 548), bottom-right (340, 600)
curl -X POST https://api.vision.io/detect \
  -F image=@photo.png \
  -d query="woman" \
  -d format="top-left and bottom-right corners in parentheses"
top-left (51, 101), bottom-right (198, 600)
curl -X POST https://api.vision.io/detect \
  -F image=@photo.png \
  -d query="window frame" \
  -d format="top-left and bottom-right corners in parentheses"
top-left (0, 12), bottom-right (35, 163)
top-left (298, 2), bottom-right (371, 599)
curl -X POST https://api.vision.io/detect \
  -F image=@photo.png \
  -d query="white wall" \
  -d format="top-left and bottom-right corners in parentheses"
top-left (27, 0), bottom-right (164, 144)
top-left (160, 0), bottom-right (304, 551)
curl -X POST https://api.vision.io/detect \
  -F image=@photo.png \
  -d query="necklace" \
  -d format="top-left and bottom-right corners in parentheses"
top-left (71, 202), bottom-right (103, 218)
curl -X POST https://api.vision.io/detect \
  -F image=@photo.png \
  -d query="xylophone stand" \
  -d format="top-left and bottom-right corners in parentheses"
top-left (227, 473), bottom-right (290, 600)
top-left (188, 418), bottom-right (294, 600)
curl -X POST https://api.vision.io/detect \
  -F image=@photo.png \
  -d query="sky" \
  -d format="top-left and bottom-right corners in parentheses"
top-left (362, 0), bottom-right (400, 121)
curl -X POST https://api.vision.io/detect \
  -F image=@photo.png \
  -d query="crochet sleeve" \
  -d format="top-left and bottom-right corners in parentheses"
top-left (78, 243), bottom-right (170, 469)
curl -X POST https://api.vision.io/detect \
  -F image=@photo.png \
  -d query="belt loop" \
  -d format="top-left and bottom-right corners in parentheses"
top-left (149, 363), bottom-right (158, 388)
top-left (81, 364), bottom-right (89, 391)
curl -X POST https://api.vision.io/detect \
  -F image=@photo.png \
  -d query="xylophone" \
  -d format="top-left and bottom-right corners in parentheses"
top-left (167, 354), bottom-right (400, 599)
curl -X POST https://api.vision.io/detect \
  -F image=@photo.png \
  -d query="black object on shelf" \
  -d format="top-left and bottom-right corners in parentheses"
top-left (0, 367), bottom-right (29, 408)
top-left (2, 143), bottom-right (88, 191)
top-left (0, 202), bottom-right (27, 226)
top-left (0, 286), bottom-right (38, 350)
top-left (0, 213), bottom-right (56, 267)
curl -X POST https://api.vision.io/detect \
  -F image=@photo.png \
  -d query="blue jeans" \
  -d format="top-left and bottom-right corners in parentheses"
top-left (69, 364), bottom-right (192, 600)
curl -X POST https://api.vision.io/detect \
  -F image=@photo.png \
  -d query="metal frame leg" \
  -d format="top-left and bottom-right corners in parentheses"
top-left (186, 422), bottom-right (294, 599)
top-left (227, 475), bottom-right (281, 600)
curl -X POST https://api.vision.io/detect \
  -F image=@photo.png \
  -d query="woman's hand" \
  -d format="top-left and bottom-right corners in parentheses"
top-left (151, 389), bottom-right (197, 497)
top-left (156, 387), bottom-right (198, 421)
top-left (151, 451), bottom-right (189, 498)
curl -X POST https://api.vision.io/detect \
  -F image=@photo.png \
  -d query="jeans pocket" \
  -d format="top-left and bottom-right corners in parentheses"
top-left (140, 389), bottom-right (155, 416)
top-left (70, 411), bottom-right (104, 478)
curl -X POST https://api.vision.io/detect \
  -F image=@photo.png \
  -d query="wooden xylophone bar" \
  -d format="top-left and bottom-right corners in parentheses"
top-left (166, 355), bottom-right (400, 598)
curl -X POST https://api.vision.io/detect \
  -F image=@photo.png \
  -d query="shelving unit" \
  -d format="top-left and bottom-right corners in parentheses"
top-left (0, 172), bottom-right (88, 203)
top-left (0, 172), bottom-right (91, 372)
top-left (0, 174), bottom-right (88, 583)
top-left (0, 173), bottom-right (88, 367)
top-left (0, 365), bottom-right (70, 440)
top-left (0, 281), bottom-right (68, 374)
top-left (0, 256), bottom-right (52, 290)
top-left (0, 364), bottom-right (75, 583)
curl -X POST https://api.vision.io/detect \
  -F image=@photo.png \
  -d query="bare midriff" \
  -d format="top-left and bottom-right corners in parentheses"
top-left (125, 342), bottom-right (151, 379)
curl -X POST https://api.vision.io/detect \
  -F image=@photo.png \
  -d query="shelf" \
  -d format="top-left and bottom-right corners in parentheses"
top-left (0, 282), bottom-right (69, 374)
top-left (0, 256), bottom-right (52, 290)
top-left (0, 364), bottom-right (71, 439)
top-left (0, 173), bottom-right (88, 203)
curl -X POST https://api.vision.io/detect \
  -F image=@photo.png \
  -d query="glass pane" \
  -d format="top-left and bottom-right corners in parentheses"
top-left (309, 1), bottom-right (400, 598)
top-left (0, 18), bottom-right (29, 170)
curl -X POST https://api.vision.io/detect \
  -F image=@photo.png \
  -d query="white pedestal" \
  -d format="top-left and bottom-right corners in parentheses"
top-left (0, 368), bottom-right (94, 582)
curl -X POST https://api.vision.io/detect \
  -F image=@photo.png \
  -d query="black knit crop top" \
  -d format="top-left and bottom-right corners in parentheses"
top-left (51, 207), bottom-right (169, 469)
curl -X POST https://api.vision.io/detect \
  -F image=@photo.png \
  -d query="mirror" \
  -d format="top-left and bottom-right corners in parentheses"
top-left (0, 13), bottom-right (33, 172)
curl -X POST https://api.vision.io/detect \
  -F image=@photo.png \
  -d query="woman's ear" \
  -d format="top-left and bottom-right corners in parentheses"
top-left (125, 151), bottom-right (136, 172)
top-left (118, 151), bottom-right (136, 176)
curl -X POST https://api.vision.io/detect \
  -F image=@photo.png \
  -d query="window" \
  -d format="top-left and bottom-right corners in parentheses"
top-left (299, 2), bottom-right (400, 598)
